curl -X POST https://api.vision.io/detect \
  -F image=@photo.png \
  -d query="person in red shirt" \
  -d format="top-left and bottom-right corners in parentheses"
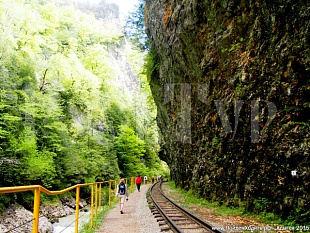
top-left (135, 175), bottom-right (142, 192)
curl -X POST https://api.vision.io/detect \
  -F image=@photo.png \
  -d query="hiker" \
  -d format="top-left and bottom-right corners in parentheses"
top-left (144, 175), bottom-right (148, 184)
top-left (116, 178), bottom-right (129, 214)
top-left (135, 175), bottom-right (142, 192)
top-left (151, 176), bottom-right (155, 184)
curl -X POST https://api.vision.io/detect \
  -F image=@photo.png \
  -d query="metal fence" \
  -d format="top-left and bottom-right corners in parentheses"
top-left (0, 177), bottom-right (135, 233)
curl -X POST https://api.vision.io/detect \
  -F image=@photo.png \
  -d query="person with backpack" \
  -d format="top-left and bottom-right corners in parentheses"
top-left (135, 175), bottom-right (142, 192)
top-left (143, 175), bottom-right (148, 184)
top-left (116, 178), bottom-right (128, 214)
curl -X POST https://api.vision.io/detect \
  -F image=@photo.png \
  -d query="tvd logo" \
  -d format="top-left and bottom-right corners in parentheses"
top-left (163, 83), bottom-right (277, 144)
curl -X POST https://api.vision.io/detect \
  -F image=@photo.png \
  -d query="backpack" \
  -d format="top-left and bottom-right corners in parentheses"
top-left (119, 183), bottom-right (126, 195)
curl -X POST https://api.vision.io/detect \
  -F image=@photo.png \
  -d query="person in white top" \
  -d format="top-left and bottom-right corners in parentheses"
top-left (143, 175), bottom-right (148, 184)
top-left (116, 178), bottom-right (129, 214)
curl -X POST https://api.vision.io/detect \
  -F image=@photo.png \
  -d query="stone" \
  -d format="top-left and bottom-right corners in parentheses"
top-left (0, 204), bottom-right (52, 233)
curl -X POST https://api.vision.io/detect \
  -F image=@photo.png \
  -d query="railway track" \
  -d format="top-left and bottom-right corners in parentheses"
top-left (147, 182), bottom-right (225, 233)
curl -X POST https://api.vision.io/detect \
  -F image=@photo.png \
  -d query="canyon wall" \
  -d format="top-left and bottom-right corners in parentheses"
top-left (145, 0), bottom-right (309, 221)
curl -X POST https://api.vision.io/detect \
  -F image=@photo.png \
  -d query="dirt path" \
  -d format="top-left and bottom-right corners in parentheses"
top-left (97, 184), bottom-right (161, 233)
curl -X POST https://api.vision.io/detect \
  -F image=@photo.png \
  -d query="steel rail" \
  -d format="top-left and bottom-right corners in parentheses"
top-left (150, 181), bottom-right (226, 233)
top-left (158, 182), bottom-right (225, 233)
top-left (150, 182), bottom-right (184, 233)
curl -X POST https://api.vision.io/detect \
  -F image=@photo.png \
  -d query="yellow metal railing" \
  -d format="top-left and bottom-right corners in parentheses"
top-left (0, 177), bottom-right (135, 233)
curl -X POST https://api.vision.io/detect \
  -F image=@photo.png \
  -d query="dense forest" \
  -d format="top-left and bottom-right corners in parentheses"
top-left (0, 0), bottom-right (167, 208)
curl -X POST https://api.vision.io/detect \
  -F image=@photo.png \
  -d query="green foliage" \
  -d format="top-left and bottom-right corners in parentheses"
top-left (0, 194), bottom-right (12, 212)
top-left (124, 0), bottom-right (150, 50)
top-left (105, 102), bottom-right (128, 135)
top-left (143, 49), bottom-right (160, 83)
top-left (0, 0), bottom-right (166, 211)
top-left (229, 38), bottom-right (244, 52)
top-left (114, 125), bottom-right (146, 177)
top-left (253, 197), bottom-right (272, 217)
top-left (21, 150), bottom-right (57, 188)
top-left (79, 203), bottom-right (117, 233)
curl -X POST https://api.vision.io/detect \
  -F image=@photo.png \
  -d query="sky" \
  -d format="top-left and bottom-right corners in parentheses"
top-left (107, 0), bottom-right (139, 22)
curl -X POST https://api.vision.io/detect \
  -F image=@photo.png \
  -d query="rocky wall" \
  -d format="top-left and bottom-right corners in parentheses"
top-left (145, 0), bottom-right (309, 221)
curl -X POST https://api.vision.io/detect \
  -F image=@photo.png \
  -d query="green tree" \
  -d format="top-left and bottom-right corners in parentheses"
top-left (114, 125), bottom-right (146, 177)
top-left (125, 0), bottom-right (150, 50)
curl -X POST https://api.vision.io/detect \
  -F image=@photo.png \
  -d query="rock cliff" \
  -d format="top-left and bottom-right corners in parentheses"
top-left (145, 0), bottom-right (309, 222)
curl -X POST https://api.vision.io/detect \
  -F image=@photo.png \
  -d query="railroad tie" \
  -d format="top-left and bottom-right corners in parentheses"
top-left (160, 226), bottom-right (171, 231)
top-left (158, 221), bottom-right (167, 226)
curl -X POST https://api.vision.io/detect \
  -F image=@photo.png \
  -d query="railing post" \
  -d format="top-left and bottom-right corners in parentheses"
top-left (75, 186), bottom-right (80, 233)
top-left (90, 184), bottom-right (94, 228)
top-left (32, 187), bottom-right (41, 233)
top-left (109, 181), bottom-right (112, 206)
top-left (99, 183), bottom-right (102, 210)
top-left (95, 183), bottom-right (98, 216)
top-left (114, 180), bottom-right (117, 201)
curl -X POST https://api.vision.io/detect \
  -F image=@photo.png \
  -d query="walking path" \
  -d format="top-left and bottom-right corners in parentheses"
top-left (98, 184), bottom-right (161, 233)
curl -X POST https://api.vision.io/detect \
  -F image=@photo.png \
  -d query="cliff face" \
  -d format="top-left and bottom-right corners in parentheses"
top-left (145, 0), bottom-right (309, 221)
